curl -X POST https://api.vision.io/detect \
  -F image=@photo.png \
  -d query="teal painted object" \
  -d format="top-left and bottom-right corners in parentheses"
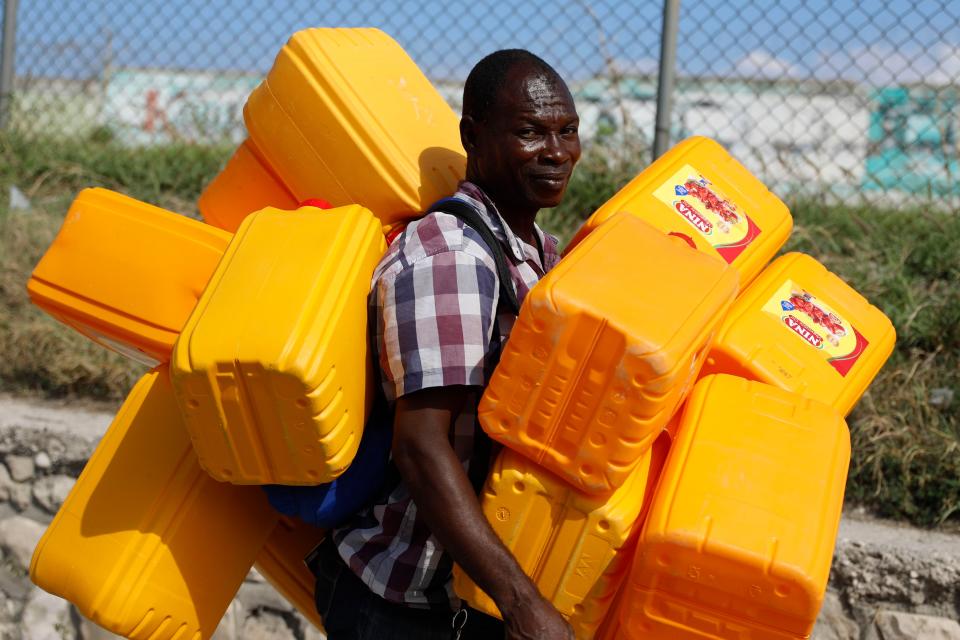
top-left (864, 86), bottom-right (960, 196)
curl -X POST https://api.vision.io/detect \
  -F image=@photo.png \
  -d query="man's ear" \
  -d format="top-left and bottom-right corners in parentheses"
top-left (460, 115), bottom-right (478, 154)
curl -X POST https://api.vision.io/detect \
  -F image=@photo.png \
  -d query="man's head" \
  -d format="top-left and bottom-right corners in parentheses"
top-left (461, 50), bottom-right (581, 218)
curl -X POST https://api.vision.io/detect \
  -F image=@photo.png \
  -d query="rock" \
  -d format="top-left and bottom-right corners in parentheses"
top-left (830, 517), bottom-right (960, 622)
top-left (0, 516), bottom-right (46, 574)
top-left (928, 388), bottom-right (954, 408)
top-left (236, 581), bottom-right (296, 614)
top-left (240, 610), bottom-right (298, 640)
top-left (813, 591), bottom-right (859, 640)
top-left (0, 563), bottom-right (31, 600)
top-left (303, 622), bottom-right (326, 640)
top-left (32, 475), bottom-right (75, 514)
top-left (20, 586), bottom-right (77, 640)
top-left (5, 456), bottom-right (34, 483)
top-left (872, 610), bottom-right (960, 639)
top-left (9, 185), bottom-right (31, 212)
top-left (8, 482), bottom-right (33, 512)
top-left (0, 463), bottom-right (12, 502)
top-left (34, 452), bottom-right (52, 471)
top-left (211, 600), bottom-right (244, 640)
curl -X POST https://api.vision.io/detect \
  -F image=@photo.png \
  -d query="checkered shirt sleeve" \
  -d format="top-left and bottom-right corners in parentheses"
top-left (376, 237), bottom-right (500, 402)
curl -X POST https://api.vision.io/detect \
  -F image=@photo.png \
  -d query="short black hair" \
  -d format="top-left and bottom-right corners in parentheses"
top-left (462, 49), bottom-right (565, 122)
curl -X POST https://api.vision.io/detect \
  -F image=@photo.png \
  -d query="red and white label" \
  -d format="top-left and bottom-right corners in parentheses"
top-left (675, 201), bottom-right (713, 234)
top-left (784, 316), bottom-right (823, 348)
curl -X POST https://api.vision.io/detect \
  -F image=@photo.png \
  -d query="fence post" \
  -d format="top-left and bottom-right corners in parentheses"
top-left (653, 0), bottom-right (680, 161)
top-left (0, 0), bottom-right (19, 130)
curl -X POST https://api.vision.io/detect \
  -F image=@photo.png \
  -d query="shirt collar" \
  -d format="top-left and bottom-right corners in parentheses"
top-left (452, 181), bottom-right (548, 269)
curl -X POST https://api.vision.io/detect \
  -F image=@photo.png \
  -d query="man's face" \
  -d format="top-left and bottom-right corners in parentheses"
top-left (466, 66), bottom-right (581, 212)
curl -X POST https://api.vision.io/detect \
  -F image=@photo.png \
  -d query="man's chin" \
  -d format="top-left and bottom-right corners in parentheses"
top-left (526, 185), bottom-right (568, 210)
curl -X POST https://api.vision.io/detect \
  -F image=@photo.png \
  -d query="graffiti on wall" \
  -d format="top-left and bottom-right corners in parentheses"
top-left (864, 87), bottom-right (960, 197)
top-left (104, 69), bottom-right (261, 145)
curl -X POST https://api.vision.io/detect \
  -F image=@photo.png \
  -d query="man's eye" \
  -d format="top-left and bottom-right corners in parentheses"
top-left (517, 128), bottom-right (537, 138)
top-left (562, 126), bottom-right (579, 136)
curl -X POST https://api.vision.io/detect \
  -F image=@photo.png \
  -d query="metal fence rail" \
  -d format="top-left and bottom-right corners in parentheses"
top-left (2, 0), bottom-right (959, 209)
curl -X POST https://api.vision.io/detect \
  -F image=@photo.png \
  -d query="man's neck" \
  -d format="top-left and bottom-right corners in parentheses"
top-left (465, 178), bottom-right (539, 246)
top-left (498, 206), bottom-right (539, 247)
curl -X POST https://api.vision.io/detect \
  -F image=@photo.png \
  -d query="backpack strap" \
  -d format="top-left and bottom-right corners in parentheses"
top-left (428, 197), bottom-right (522, 494)
top-left (428, 198), bottom-right (521, 316)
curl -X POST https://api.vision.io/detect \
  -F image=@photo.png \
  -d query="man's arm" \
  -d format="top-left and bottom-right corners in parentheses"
top-left (392, 385), bottom-right (573, 640)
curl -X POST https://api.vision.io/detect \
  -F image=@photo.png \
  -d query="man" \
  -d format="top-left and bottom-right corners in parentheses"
top-left (314, 49), bottom-right (581, 640)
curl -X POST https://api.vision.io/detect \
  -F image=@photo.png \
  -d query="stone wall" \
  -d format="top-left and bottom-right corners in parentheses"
top-left (0, 397), bottom-right (958, 639)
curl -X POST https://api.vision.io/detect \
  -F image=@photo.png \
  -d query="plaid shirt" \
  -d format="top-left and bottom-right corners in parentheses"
top-left (333, 181), bottom-right (560, 609)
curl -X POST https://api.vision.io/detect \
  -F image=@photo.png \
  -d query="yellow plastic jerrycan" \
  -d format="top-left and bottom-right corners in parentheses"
top-left (480, 212), bottom-right (738, 495)
top-left (200, 27), bottom-right (465, 233)
top-left (30, 366), bottom-right (278, 639)
top-left (700, 252), bottom-right (896, 415)
top-left (454, 432), bottom-right (669, 639)
top-left (27, 188), bottom-right (230, 365)
top-left (621, 374), bottom-right (850, 640)
top-left (566, 137), bottom-right (792, 287)
top-left (171, 204), bottom-right (386, 485)
top-left (256, 516), bottom-right (326, 631)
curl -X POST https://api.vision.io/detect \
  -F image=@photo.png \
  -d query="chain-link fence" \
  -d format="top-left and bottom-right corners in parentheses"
top-left (2, 0), bottom-right (959, 209)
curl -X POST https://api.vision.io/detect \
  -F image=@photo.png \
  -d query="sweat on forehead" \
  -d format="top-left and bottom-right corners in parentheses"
top-left (462, 49), bottom-right (567, 121)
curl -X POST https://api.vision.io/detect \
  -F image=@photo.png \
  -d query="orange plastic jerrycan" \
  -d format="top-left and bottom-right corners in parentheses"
top-left (622, 374), bottom-right (850, 640)
top-left (200, 27), bottom-right (465, 233)
top-left (27, 188), bottom-right (230, 365)
top-left (171, 204), bottom-right (386, 485)
top-left (566, 137), bottom-right (792, 287)
top-left (594, 580), bottom-right (630, 640)
top-left (454, 433), bottom-right (669, 639)
top-left (700, 252), bottom-right (896, 415)
top-left (199, 138), bottom-right (299, 232)
top-left (256, 516), bottom-right (326, 631)
top-left (480, 212), bottom-right (738, 494)
top-left (30, 366), bottom-right (278, 639)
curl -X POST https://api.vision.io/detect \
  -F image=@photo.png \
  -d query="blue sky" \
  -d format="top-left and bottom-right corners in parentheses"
top-left (11, 0), bottom-right (960, 86)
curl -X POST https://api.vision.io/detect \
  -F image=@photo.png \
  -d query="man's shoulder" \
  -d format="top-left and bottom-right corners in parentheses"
top-left (374, 210), bottom-right (498, 281)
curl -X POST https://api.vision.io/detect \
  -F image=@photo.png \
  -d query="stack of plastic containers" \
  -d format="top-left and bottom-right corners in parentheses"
top-left (459, 131), bottom-right (896, 639)
top-left (455, 211), bottom-right (739, 638)
top-left (25, 27), bottom-right (474, 638)
top-left (551, 145), bottom-right (890, 638)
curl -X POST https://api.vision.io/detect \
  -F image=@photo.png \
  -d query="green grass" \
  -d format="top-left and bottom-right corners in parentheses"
top-left (0, 130), bottom-right (232, 216)
top-left (1, 132), bottom-right (958, 526)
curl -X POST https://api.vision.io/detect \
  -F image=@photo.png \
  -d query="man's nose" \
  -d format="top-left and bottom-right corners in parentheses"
top-left (541, 133), bottom-right (570, 165)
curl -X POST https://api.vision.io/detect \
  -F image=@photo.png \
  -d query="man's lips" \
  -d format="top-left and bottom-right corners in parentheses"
top-left (530, 173), bottom-right (569, 188)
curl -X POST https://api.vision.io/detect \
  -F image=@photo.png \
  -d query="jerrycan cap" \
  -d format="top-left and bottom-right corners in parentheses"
top-left (667, 230), bottom-right (697, 249)
top-left (299, 198), bottom-right (333, 210)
